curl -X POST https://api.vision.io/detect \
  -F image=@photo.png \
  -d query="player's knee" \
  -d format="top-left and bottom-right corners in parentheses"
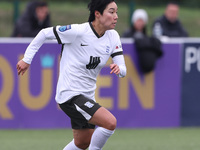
top-left (106, 116), bottom-right (117, 130)
top-left (75, 139), bottom-right (90, 149)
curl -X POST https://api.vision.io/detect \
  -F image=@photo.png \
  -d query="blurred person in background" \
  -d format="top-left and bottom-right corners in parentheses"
top-left (16, 0), bottom-right (126, 149)
top-left (12, 1), bottom-right (51, 37)
top-left (122, 9), bottom-right (163, 74)
top-left (152, 2), bottom-right (188, 38)
top-left (122, 9), bottom-right (148, 38)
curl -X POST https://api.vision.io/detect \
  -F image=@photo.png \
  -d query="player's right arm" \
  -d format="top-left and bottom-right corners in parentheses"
top-left (16, 60), bottom-right (30, 76)
top-left (16, 27), bottom-right (56, 76)
top-left (17, 24), bottom-right (78, 76)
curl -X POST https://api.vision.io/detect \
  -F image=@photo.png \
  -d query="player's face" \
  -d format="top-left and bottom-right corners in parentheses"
top-left (99, 2), bottom-right (118, 30)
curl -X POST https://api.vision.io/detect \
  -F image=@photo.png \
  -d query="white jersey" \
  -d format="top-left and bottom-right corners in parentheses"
top-left (23, 22), bottom-right (126, 104)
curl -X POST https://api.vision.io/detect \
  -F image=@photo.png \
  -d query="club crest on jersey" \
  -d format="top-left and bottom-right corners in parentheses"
top-left (59, 25), bottom-right (71, 32)
top-left (106, 46), bottom-right (110, 53)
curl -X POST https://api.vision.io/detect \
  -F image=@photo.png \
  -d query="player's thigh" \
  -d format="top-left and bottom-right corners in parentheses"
top-left (88, 107), bottom-right (117, 130)
top-left (73, 128), bottom-right (94, 148)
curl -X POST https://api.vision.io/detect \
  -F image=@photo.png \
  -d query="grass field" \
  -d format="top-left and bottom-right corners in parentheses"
top-left (1, 128), bottom-right (200, 150)
top-left (0, 1), bottom-right (200, 37)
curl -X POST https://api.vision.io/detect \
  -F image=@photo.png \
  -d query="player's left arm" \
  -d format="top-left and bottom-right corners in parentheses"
top-left (110, 31), bottom-right (126, 77)
top-left (110, 54), bottom-right (126, 78)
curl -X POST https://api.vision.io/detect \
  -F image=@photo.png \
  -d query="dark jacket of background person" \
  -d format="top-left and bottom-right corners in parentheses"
top-left (152, 2), bottom-right (188, 38)
top-left (152, 15), bottom-right (188, 37)
top-left (122, 9), bottom-right (163, 74)
top-left (12, 1), bottom-right (51, 37)
top-left (134, 36), bottom-right (163, 73)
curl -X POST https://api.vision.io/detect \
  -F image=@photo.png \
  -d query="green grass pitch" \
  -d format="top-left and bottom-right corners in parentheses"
top-left (0, 128), bottom-right (200, 150)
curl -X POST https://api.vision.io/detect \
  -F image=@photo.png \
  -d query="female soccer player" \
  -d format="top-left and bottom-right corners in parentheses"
top-left (17, 0), bottom-right (126, 149)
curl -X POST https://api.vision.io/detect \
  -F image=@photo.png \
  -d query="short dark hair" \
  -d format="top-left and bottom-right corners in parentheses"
top-left (88, 0), bottom-right (115, 22)
top-left (36, 1), bottom-right (48, 7)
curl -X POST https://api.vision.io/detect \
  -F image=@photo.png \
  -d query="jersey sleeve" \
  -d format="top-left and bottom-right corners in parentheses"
top-left (111, 31), bottom-right (123, 58)
top-left (111, 31), bottom-right (126, 78)
top-left (53, 24), bottom-right (79, 44)
top-left (22, 27), bottom-right (56, 64)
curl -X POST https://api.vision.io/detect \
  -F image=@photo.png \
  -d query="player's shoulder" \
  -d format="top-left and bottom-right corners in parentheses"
top-left (106, 29), bottom-right (120, 40)
top-left (72, 22), bottom-right (90, 36)
top-left (74, 22), bottom-right (89, 29)
top-left (107, 29), bottom-right (119, 35)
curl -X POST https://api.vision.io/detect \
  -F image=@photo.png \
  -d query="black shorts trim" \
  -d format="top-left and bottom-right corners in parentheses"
top-left (59, 94), bottom-right (101, 129)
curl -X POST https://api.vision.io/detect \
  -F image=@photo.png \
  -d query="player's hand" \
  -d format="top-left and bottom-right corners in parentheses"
top-left (110, 64), bottom-right (120, 75)
top-left (16, 60), bottom-right (30, 76)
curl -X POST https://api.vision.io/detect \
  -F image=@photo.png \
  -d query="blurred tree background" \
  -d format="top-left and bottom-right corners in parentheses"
top-left (0, 0), bottom-right (200, 37)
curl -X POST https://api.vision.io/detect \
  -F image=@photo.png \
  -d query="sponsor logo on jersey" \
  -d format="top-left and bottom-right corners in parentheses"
top-left (59, 25), bottom-right (71, 32)
top-left (86, 56), bottom-right (101, 69)
top-left (84, 101), bottom-right (94, 108)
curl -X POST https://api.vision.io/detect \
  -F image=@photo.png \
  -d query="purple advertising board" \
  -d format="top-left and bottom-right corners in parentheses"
top-left (0, 39), bottom-right (181, 129)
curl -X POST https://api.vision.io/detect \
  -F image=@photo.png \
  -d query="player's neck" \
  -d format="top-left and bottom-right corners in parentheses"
top-left (91, 21), bottom-right (106, 37)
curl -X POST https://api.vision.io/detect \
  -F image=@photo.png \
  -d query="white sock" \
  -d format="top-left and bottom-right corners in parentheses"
top-left (88, 127), bottom-right (115, 150)
top-left (63, 139), bottom-right (83, 150)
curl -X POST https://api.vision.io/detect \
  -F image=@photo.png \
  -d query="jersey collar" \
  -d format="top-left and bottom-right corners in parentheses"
top-left (89, 22), bottom-right (104, 38)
